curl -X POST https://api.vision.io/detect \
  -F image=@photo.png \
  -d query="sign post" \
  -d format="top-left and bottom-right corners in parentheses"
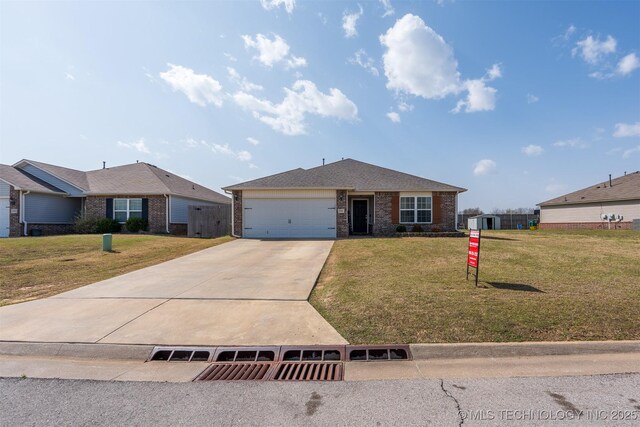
top-left (466, 229), bottom-right (481, 287)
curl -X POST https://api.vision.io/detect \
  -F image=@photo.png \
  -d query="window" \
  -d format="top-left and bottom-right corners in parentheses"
top-left (114, 198), bottom-right (142, 223)
top-left (400, 196), bottom-right (432, 223)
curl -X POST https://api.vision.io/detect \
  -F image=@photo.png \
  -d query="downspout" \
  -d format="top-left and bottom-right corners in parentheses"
top-left (21, 191), bottom-right (30, 236)
top-left (225, 190), bottom-right (240, 238)
top-left (164, 195), bottom-right (170, 234)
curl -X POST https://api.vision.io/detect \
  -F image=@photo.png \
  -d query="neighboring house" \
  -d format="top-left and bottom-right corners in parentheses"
top-left (538, 171), bottom-right (640, 230)
top-left (0, 159), bottom-right (230, 237)
top-left (222, 158), bottom-right (466, 239)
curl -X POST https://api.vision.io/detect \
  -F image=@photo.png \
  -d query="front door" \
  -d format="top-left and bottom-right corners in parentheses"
top-left (352, 199), bottom-right (368, 234)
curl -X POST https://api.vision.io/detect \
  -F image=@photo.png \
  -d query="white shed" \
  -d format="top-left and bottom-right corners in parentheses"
top-left (468, 214), bottom-right (501, 230)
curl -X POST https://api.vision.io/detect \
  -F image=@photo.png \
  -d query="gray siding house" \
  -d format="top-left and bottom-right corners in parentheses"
top-left (0, 160), bottom-right (230, 237)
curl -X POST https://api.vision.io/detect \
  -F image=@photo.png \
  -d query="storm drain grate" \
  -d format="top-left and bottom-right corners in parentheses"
top-left (195, 363), bottom-right (274, 381)
top-left (271, 362), bottom-right (343, 381)
top-left (347, 345), bottom-right (412, 362)
top-left (149, 347), bottom-right (216, 362)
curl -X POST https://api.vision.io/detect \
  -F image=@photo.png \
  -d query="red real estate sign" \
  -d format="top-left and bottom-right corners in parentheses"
top-left (467, 229), bottom-right (481, 268)
top-left (466, 229), bottom-right (481, 286)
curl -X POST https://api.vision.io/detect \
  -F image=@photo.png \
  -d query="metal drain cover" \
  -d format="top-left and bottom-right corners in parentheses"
top-left (195, 363), bottom-right (274, 381)
top-left (271, 362), bottom-right (343, 381)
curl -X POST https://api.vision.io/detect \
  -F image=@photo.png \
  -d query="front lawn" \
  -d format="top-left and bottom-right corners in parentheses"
top-left (310, 230), bottom-right (640, 343)
top-left (0, 234), bottom-right (233, 306)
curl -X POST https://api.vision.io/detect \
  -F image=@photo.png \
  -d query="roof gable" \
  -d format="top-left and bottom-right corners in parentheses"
top-left (223, 159), bottom-right (466, 192)
top-left (0, 164), bottom-right (67, 194)
top-left (539, 171), bottom-right (640, 207)
top-left (14, 159), bottom-right (89, 191)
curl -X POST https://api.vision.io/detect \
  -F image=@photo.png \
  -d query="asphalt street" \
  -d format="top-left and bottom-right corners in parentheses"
top-left (2, 374), bottom-right (639, 426)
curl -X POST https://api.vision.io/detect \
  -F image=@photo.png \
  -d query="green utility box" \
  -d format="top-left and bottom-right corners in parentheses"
top-left (102, 234), bottom-right (112, 252)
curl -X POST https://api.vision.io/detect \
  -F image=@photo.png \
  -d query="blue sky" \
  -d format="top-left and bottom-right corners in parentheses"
top-left (1, 0), bottom-right (638, 211)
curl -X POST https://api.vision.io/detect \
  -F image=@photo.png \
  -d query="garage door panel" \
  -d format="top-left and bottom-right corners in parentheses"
top-left (244, 198), bottom-right (336, 238)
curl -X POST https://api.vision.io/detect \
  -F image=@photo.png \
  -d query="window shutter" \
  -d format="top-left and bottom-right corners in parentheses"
top-left (432, 194), bottom-right (441, 224)
top-left (106, 198), bottom-right (113, 218)
top-left (142, 198), bottom-right (149, 221)
top-left (391, 193), bottom-right (399, 224)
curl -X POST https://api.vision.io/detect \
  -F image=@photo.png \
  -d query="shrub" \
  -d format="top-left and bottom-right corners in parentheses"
top-left (126, 217), bottom-right (148, 233)
top-left (96, 218), bottom-right (121, 234)
top-left (412, 225), bottom-right (424, 232)
top-left (396, 225), bottom-right (407, 232)
top-left (74, 214), bottom-right (99, 234)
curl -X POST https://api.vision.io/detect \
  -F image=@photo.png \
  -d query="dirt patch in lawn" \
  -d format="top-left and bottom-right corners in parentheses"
top-left (309, 230), bottom-right (640, 344)
top-left (0, 234), bottom-right (233, 306)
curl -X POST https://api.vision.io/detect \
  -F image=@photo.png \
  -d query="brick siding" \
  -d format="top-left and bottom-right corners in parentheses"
top-left (9, 187), bottom-right (22, 237)
top-left (373, 191), bottom-right (457, 236)
top-left (336, 190), bottom-right (348, 238)
top-left (85, 195), bottom-right (167, 233)
top-left (232, 191), bottom-right (242, 237)
top-left (26, 223), bottom-right (75, 235)
top-left (169, 223), bottom-right (188, 235)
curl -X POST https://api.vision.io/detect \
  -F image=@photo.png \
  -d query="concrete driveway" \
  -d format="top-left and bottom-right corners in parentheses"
top-left (0, 240), bottom-right (347, 346)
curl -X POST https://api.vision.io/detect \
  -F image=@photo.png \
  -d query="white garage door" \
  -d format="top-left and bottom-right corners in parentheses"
top-left (244, 198), bottom-right (337, 238)
top-left (0, 199), bottom-right (10, 238)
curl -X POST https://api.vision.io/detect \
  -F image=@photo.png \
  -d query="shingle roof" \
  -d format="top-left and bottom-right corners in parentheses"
top-left (0, 164), bottom-right (67, 194)
top-left (20, 159), bottom-right (90, 191)
top-left (223, 159), bottom-right (467, 192)
top-left (8, 160), bottom-right (230, 204)
top-left (85, 163), bottom-right (230, 204)
top-left (538, 171), bottom-right (640, 207)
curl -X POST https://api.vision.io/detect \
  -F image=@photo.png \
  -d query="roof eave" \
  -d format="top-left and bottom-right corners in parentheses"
top-left (13, 159), bottom-right (87, 192)
top-left (539, 196), bottom-right (640, 207)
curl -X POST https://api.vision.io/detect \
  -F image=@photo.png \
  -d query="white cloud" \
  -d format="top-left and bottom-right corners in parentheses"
top-left (236, 150), bottom-right (252, 162)
top-left (233, 80), bottom-right (358, 135)
top-left (242, 34), bottom-right (290, 67)
top-left (473, 159), bottom-right (496, 176)
top-left (553, 138), bottom-right (588, 149)
top-left (246, 137), bottom-right (260, 145)
top-left (286, 55), bottom-right (307, 69)
top-left (380, 14), bottom-right (461, 99)
top-left (387, 112), bottom-right (401, 123)
top-left (211, 143), bottom-right (253, 162)
top-left (617, 53), bottom-right (640, 76)
top-left (526, 93), bottom-right (539, 104)
top-left (398, 101), bottom-right (413, 112)
top-left (159, 64), bottom-right (223, 107)
top-left (64, 72), bottom-right (75, 81)
top-left (343, 5), bottom-right (363, 38)
top-left (452, 79), bottom-right (497, 113)
top-left (572, 35), bottom-right (617, 64)
top-left (613, 122), bottom-right (640, 138)
top-left (484, 63), bottom-right (502, 81)
top-left (117, 138), bottom-right (150, 154)
top-left (224, 52), bottom-right (238, 62)
top-left (521, 144), bottom-right (544, 156)
top-left (259, 0), bottom-right (295, 14)
top-left (564, 25), bottom-right (577, 40)
top-left (380, 14), bottom-right (500, 113)
top-left (348, 49), bottom-right (379, 76)
top-left (380, 0), bottom-right (394, 17)
top-left (242, 33), bottom-right (306, 70)
top-left (545, 182), bottom-right (567, 195)
top-left (227, 67), bottom-right (263, 92)
top-left (623, 145), bottom-right (640, 158)
top-left (249, 163), bottom-right (258, 169)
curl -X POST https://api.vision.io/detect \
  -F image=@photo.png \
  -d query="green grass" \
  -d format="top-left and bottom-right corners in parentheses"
top-left (0, 234), bottom-right (233, 306)
top-left (310, 230), bottom-right (640, 344)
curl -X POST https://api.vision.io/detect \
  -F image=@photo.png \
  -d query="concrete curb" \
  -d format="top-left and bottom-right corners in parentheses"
top-left (0, 342), bottom-right (154, 361)
top-left (409, 340), bottom-right (640, 360)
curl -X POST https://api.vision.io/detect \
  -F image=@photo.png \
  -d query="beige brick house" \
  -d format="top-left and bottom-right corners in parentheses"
top-left (222, 158), bottom-right (466, 238)
top-left (0, 159), bottom-right (229, 237)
